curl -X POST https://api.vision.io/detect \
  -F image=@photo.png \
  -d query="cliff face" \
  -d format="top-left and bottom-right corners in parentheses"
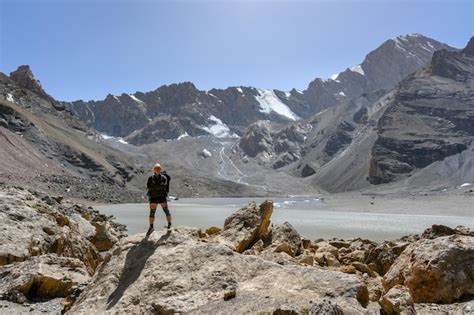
top-left (368, 38), bottom-right (474, 184)
top-left (9, 65), bottom-right (55, 103)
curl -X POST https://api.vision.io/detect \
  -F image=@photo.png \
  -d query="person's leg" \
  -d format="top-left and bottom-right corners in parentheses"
top-left (149, 202), bottom-right (157, 231)
top-left (160, 202), bottom-right (172, 228)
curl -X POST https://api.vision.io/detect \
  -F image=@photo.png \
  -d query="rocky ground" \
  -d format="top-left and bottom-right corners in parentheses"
top-left (0, 184), bottom-right (126, 313)
top-left (1, 185), bottom-right (472, 314)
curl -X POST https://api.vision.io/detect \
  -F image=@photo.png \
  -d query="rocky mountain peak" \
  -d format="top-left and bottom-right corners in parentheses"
top-left (463, 37), bottom-right (474, 56)
top-left (303, 34), bottom-right (451, 116)
top-left (360, 34), bottom-right (453, 91)
top-left (430, 37), bottom-right (473, 82)
top-left (9, 65), bottom-right (53, 102)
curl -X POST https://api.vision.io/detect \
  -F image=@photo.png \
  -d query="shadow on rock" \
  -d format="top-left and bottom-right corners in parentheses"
top-left (106, 231), bottom-right (171, 309)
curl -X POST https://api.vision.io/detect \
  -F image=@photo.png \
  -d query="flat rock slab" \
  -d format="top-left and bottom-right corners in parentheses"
top-left (70, 228), bottom-right (368, 314)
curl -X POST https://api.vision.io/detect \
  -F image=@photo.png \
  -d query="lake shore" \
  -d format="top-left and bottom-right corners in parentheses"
top-left (96, 193), bottom-right (474, 241)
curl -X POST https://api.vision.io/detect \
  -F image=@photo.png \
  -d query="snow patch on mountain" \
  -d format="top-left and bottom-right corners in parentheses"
top-left (255, 89), bottom-right (300, 121)
top-left (129, 94), bottom-right (144, 104)
top-left (177, 132), bottom-right (189, 140)
top-left (350, 64), bottom-right (365, 76)
top-left (118, 138), bottom-right (128, 144)
top-left (392, 37), bottom-right (407, 52)
top-left (236, 87), bottom-right (243, 93)
top-left (201, 115), bottom-right (238, 138)
top-left (6, 93), bottom-right (15, 103)
top-left (101, 134), bottom-right (129, 144)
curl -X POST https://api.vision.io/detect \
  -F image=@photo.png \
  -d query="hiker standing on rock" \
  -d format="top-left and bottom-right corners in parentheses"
top-left (146, 163), bottom-right (172, 234)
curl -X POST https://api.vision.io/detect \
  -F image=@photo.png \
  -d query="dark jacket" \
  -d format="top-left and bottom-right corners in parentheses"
top-left (147, 172), bottom-right (170, 197)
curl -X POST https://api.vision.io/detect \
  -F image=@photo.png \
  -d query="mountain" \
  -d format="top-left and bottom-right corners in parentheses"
top-left (67, 84), bottom-right (300, 145)
top-left (237, 37), bottom-right (473, 193)
top-left (0, 69), bottom-right (143, 202)
top-left (2, 34), bottom-right (467, 199)
top-left (303, 34), bottom-right (454, 114)
top-left (64, 34), bottom-right (452, 146)
top-left (0, 67), bottom-right (306, 198)
top-left (9, 65), bottom-right (55, 103)
top-left (368, 37), bottom-right (473, 185)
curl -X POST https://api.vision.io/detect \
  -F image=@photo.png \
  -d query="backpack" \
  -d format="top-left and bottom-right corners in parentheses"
top-left (148, 173), bottom-right (168, 197)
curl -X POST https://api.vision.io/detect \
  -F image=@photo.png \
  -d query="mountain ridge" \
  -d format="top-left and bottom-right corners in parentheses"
top-left (54, 33), bottom-right (455, 145)
top-left (1, 34), bottom-right (471, 198)
top-left (235, 37), bottom-right (473, 193)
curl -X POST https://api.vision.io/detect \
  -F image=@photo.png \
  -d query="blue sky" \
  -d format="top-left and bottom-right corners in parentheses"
top-left (1, 0), bottom-right (472, 101)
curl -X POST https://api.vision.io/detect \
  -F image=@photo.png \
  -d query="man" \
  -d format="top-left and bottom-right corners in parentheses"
top-left (146, 163), bottom-right (172, 235)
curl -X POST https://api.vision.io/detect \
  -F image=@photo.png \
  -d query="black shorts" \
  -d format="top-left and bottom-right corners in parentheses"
top-left (149, 196), bottom-right (167, 204)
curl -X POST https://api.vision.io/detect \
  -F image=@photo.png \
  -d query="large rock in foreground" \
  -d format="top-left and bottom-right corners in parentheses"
top-left (219, 200), bottom-right (273, 253)
top-left (269, 221), bottom-right (303, 257)
top-left (0, 187), bottom-right (103, 274)
top-left (0, 185), bottom-right (127, 313)
top-left (0, 255), bottom-right (90, 304)
top-left (70, 228), bottom-right (368, 314)
top-left (383, 235), bottom-right (474, 303)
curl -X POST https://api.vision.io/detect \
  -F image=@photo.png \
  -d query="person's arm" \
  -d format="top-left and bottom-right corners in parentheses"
top-left (164, 173), bottom-right (170, 194)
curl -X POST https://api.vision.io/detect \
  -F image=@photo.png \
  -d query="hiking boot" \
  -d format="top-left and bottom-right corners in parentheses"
top-left (146, 226), bottom-right (154, 235)
top-left (167, 222), bottom-right (172, 230)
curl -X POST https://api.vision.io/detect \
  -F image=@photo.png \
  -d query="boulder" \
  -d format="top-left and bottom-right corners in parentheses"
top-left (206, 226), bottom-right (222, 236)
top-left (223, 288), bottom-right (236, 301)
top-left (329, 240), bottom-right (351, 249)
top-left (270, 222), bottom-right (303, 257)
top-left (301, 238), bottom-right (311, 249)
top-left (0, 254), bottom-right (90, 304)
top-left (313, 252), bottom-right (326, 266)
top-left (219, 200), bottom-right (273, 253)
top-left (310, 299), bottom-right (344, 314)
top-left (365, 275), bottom-right (384, 302)
top-left (315, 242), bottom-right (339, 258)
top-left (365, 241), bottom-right (407, 275)
top-left (340, 249), bottom-right (366, 264)
top-left (274, 243), bottom-right (295, 257)
top-left (379, 285), bottom-right (415, 315)
top-left (0, 188), bottom-right (102, 274)
top-left (298, 254), bottom-right (314, 266)
top-left (90, 221), bottom-right (119, 252)
top-left (383, 235), bottom-right (474, 303)
top-left (339, 265), bottom-right (357, 274)
top-left (69, 229), bottom-right (369, 313)
top-left (421, 224), bottom-right (474, 239)
top-left (352, 262), bottom-right (374, 276)
top-left (325, 253), bottom-right (341, 267)
top-left (258, 250), bottom-right (298, 266)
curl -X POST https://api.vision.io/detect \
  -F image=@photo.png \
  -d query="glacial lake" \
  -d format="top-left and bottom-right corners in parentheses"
top-left (96, 197), bottom-right (473, 241)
